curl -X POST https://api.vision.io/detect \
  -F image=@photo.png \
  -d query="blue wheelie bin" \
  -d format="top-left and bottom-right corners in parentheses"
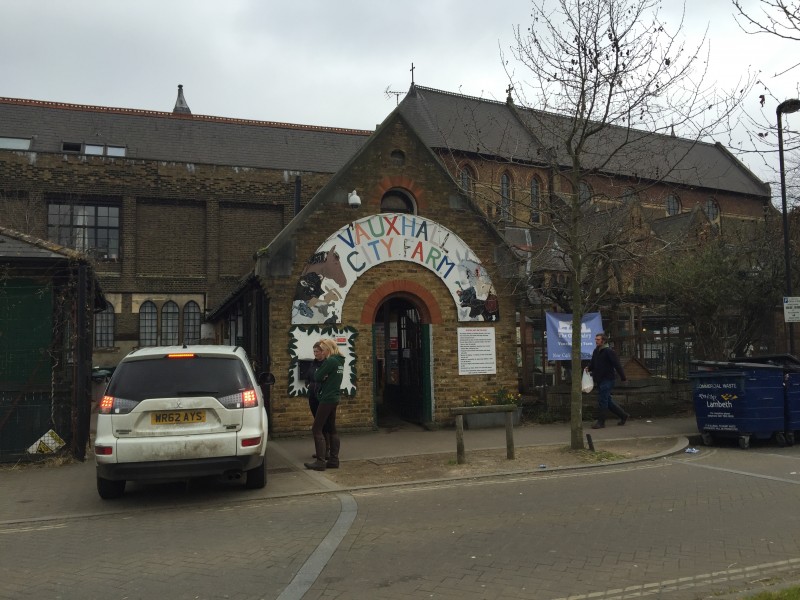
top-left (730, 355), bottom-right (800, 446)
top-left (689, 361), bottom-right (786, 449)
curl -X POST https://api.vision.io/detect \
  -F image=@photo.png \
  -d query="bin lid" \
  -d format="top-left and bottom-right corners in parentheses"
top-left (689, 360), bottom-right (783, 374)
top-left (729, 354), bottom-right (800, 371)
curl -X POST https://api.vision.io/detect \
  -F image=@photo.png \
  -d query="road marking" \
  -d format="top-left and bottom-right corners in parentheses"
top-left (276, 493), bottom-right (357, 600)
top-left (549, 557), bottom-right (800, 600)
top-left (0, 523), bottom-right (67, 534)
top-left (677, 460), bottom-right (800, 484)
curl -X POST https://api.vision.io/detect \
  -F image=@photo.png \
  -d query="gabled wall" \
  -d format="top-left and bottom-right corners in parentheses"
top-left (257, 114), bottom-right (521, 434)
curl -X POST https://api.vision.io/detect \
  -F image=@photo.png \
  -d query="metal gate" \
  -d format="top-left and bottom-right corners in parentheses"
top-left (0, 278), bottom-right (54, 459)
top-left (378, 299), bottom-right (428, 425)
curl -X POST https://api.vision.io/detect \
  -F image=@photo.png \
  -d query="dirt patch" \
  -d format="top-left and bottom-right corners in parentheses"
top-left (322, 436), bottom-right (681, 487)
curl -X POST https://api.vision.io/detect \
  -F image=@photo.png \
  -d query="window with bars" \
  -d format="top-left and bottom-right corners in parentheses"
top-left (183, 301), bottom-right (202, 344)
top-left (47, 202), bottom-right (120, 259)
top-left (161, 301), bottom-right (179, 345)
top-left (94, 301), bottom-right (115, 348)
top-left (139, 301), bottom-right (158, 347)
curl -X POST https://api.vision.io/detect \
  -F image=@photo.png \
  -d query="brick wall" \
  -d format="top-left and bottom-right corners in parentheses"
top-left (0, 150), bottom-right (333, 364)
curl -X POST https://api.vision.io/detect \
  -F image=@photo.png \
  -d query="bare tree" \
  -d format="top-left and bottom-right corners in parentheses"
top-left (729, 0), bottom-right (800, 199)
top-left (733, 0), bottom-right (800, 42)
top-left (500, 0), bottom-right (751, 449)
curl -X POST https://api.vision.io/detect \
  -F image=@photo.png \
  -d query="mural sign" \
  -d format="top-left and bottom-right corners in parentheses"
top-left (292, 213), bottom-right (499, 324)
top-left (288, 325), bottom-right (358, 396)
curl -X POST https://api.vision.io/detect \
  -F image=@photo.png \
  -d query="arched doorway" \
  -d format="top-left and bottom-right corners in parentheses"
top-left (374, 297), bottom-right (430, 426)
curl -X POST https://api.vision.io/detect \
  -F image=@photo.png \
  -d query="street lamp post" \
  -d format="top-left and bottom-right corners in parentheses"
top-left (777, 99), bottom-right (800, 356)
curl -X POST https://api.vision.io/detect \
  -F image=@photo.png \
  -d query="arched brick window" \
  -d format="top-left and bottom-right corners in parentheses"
top-left (666, 194), bottom-right (681, 216)
top-left (500, 172), bottom-right (512, 222)
top-left (161, 301), bottom-right (179, 345)
top-left (530, 176), bottom-right (542, 224)
top-left (183, 301), bottom-right (201, 344)
top-left (94, 301), bottom-right (115, 348)
top-left (139, 301), bottom-right (157, 347)
top-left (579, 181), bottom-right (592, 205)
top-left (705, 198), bottom-right (720, 221)
top-left (459, 165), bottom-right (476, 198)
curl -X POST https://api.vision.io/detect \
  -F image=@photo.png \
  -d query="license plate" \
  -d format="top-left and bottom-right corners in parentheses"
top-left (151, 410), bottom-right (206, 425)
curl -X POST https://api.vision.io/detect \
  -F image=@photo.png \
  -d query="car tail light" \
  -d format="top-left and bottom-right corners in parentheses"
top-left (241, 436), bottom-right (262, 447)
top-left (98, 395), bottom-right (138, 414)
top-left (242, 389), bottom-right (257, 408)
top-left (218, 389), bottom-right (259, 409)
top-left (167, 353), bottom-right (196, 359)
top-left (95, 445), bottom-right (113, 455)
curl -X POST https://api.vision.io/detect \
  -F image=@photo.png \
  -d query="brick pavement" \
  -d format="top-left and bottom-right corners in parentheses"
top-left (5, 417), bottom-right (800, 599)
top-left (0, 417), bottom-right (695, 525)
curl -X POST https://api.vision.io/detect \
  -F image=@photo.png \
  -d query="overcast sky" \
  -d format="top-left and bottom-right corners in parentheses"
top-left (1, 0), bottom-right (798, 184)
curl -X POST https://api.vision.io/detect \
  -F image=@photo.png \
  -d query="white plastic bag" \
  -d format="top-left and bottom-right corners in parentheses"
top-left (581, 370), bottom-right (594, 393)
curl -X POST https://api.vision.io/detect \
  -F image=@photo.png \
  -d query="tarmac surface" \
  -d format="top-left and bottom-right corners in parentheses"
top-left (0, 416), bottom-right (696, 524)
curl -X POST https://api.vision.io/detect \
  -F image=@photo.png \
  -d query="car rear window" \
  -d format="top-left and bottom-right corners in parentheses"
top-left (107, 356), bottom-right (251, 402)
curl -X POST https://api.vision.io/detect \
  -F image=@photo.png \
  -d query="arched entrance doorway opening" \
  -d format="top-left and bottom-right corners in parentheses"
top-left (374, 297), bottom-right (431, 427)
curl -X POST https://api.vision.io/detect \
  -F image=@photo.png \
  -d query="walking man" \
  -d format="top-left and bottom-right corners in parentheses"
top-left (585, 332), bottom-right (628, 429)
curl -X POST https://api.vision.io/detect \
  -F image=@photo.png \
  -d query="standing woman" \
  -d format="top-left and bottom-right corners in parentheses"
top-left (304, 338), bottom-right (344, 471)
top-left (303, 342), bottom-right (329, 461)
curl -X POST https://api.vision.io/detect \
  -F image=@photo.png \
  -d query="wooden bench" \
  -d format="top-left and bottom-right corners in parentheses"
top-left (449, 405), bottom-right (517, 465)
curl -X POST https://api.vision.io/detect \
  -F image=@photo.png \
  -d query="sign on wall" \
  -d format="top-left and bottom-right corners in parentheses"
top-left (545, 312), bottom-right (603, 360)
top-left (457, 327), bottom-right (497, 375)
top-left (292, 213), bottom-right (499, 324)
top-left (784, 297), bottom-right (800, 323)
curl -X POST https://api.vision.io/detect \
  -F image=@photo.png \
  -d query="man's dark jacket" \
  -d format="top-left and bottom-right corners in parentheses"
top-left (588, 345), bottom-right (626, 383)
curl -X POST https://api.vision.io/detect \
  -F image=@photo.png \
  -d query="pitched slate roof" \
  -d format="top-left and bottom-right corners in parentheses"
top-left (0, 225), bottom-right (86, 261)
top-left (0, 96), bottom-right (371, 172)
top-left (649, 205), bottom-right (711, 245)
top-left (398, 85), bottom-right (770, 199)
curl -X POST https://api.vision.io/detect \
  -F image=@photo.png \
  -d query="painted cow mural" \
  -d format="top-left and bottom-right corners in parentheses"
top-left (292, 246), bottom-right (348, 324)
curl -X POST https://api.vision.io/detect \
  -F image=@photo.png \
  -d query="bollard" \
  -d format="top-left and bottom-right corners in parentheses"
top-left (455, 414), bottom-right (465, 464)
top-left (586, 433), bottom-right (595, 451)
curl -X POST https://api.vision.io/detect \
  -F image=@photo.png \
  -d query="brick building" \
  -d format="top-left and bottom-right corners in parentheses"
top-left (0, 87), bottom-right (370, 371)
top-left (0, 84), bottom-right (773, 435)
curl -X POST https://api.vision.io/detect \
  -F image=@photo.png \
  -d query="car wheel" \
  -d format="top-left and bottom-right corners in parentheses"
top-left (245, 457), bottom-right (267, 489)
top-left (97, 476), bottom-right (126, 499)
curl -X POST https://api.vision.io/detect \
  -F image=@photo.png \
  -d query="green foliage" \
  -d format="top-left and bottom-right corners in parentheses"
top-left (747, 587), bottom-right (800, 600)
top-left (643, 224), bottom-right (783, 359)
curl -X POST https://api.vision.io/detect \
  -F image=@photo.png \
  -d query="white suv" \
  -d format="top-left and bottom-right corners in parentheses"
top-left (94, 345), bottom-right (269, 499)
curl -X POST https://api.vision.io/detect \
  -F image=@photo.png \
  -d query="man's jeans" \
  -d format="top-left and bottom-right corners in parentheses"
top-left (596, 379), bottom-right (623, 423)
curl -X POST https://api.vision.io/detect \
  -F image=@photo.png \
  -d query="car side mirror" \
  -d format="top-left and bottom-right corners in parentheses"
top-left (258, 372), bottom-right (276, 386)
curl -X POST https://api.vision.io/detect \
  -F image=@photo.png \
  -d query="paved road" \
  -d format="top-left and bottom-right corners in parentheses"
top-left (3, 439), bottom-right (800, 599)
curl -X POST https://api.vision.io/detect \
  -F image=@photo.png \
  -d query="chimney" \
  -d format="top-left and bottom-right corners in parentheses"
top-left (173, 84), bottom-right (192, 115)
